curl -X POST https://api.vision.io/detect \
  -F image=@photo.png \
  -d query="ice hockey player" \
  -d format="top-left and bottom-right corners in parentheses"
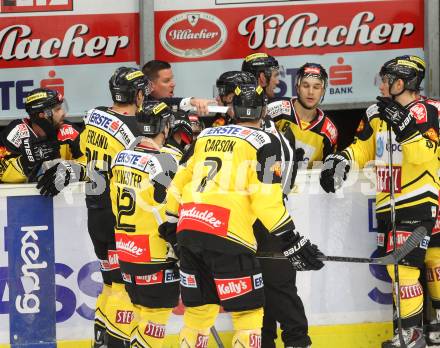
top-left (320, 56), bottom-right (439, 348)
top-left (164, 80), bottom-right (324, 348)
top-left (0, 87), bottom-right (83, 184)
top-left (241, 52), bottom-right (281, 101)
top-left (78, 67), bottom-right (149, 347)
top-left (241, 57), bottom-right (312, 346)
top-left (109, 101), bottom-right (179, 347)
top-left (161, 109), bottom-right (193, 163)
top-left (212, 70), bottom-right (257, 127)
top-left (402, 54), bottom-right (440, 347)
top-left (266, 63), bottom-right (338, 169)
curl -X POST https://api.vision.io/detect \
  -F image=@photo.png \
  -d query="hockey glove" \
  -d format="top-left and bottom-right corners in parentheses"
top-left (279, 231), bottom-right (325, 271)
top-left (320, 152), bottom-right (350, 193)
top-left (295, 147), bottom-right (305, 162)
top-left (376, 96), bottom-right (418, 143)
top-left (37, 160), bottom-right (84, 197)
top-left (19, 138), bottom-right (60, 178)
top-left (158, 222), bottom-right (179, 258)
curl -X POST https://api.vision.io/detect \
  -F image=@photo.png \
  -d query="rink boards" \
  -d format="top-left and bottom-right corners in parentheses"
top-left (0, 170), bottom-right (396, 347)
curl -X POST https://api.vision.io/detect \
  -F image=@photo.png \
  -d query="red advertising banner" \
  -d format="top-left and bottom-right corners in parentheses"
top-left (0, 0), bottom-right (73, 13)
top-left (155, 0), bottom-right (423, 62)
top-left (0, 13), bottom-right (140, 68)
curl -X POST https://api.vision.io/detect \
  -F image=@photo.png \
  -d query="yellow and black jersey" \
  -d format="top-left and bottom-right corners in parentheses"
top-left (166, 124), bottom-right (294, 254)
top-left (0, 119), bottom-right (82, 183)
top-left (161, 139), bottom-right (183, 164)
top-left (110, 144), bottom-right (177, 274)
top-left (80, 106), bottom-right (140, 209)
top-left (344, 100), bottom-right (439, 221)
top-left (267, 98), bottom-right (338, 169)
top-left (263, 118), bottom-right (297, 194)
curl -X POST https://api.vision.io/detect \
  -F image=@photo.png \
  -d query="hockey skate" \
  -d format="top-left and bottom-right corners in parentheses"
top-left (425, 318), bottom-right (440, 347)
top-left (381, 327), bottom-right (426, 348)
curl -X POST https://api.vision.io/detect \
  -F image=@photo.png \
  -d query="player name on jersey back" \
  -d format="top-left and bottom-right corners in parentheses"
top-left (85, 108), bottom-right (137, 148)
top-left (199, 125), bottom-right (271, 150)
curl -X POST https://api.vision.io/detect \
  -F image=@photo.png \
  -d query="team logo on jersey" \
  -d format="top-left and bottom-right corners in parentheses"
top-left (159, 11), bottom-right (227, 58)
top-left (410, 103), bottom-right (428, 124)
top-left (214, 276), bottom-right (253, 301)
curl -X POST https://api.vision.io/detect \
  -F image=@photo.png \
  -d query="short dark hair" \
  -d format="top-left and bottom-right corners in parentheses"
top-left (142, 60), bottom-right (171, 81)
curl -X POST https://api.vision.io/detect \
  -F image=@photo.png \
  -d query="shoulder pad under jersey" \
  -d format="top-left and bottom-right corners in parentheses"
top-left (365, 103), bottom-right (380, 120)
top-left (199, 125), bottom-right (272, 149)
top-left (266, 99), bottom-right (292, 119)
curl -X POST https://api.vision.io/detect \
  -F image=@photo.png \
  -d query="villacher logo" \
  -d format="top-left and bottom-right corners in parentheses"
top-left (160, 11), bottom-right (227, 58)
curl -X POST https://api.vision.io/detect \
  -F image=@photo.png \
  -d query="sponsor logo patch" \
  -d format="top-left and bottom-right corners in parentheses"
top-left (214, 276), bottom-right (253, 301)
top-left (410, 103), bottom-right (428, 124)
top-left (144, 321), bottom-right (166, 338)
top-left (115, 233), bottom-right (150, 263)
top-left (386, 230), bottom-right (411, 253)
top-left (115, 310), bottom-right (134, 324)
top-left (135, 271), bottom-right (163, 286)
top-left (177, 203), bottom-right (230, 236)
top-left (376, 166), bottom-right (402, 193)
top-left (180, 270), bottom-right (197, 288)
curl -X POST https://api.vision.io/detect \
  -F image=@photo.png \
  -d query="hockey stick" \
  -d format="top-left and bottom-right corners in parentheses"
top-left (256, 225), bottom-right (427, 265)
top-left (210, 326), bottom-right (225, 348)
top-left (387, 123), bottom-right (406, 348)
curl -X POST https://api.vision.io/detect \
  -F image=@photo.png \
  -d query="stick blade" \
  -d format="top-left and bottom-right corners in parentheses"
top-left (379, 226), bottom-right (428, 264)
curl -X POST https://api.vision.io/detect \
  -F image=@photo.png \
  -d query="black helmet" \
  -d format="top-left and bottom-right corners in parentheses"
top-left (170, 110), bottom-right (193, 145)
top-left (24, 88), bottom-right (64, 117)
top-left (232, 83), bottom-right (267, 122)
top-left (109, 67), bottom-right (150, 104)
top-left (136, 101), bottom-right (173, 136)
top-left (215, 71), bottom-right (256, 98)
top-left (241, 53), bottom-right (279, 81)
top-left (379, 56), bottom-right (423, 91)
top-left (296, 63), bottom-right (328, 90)
top-left (392, 55), bottom-right (425, 90)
